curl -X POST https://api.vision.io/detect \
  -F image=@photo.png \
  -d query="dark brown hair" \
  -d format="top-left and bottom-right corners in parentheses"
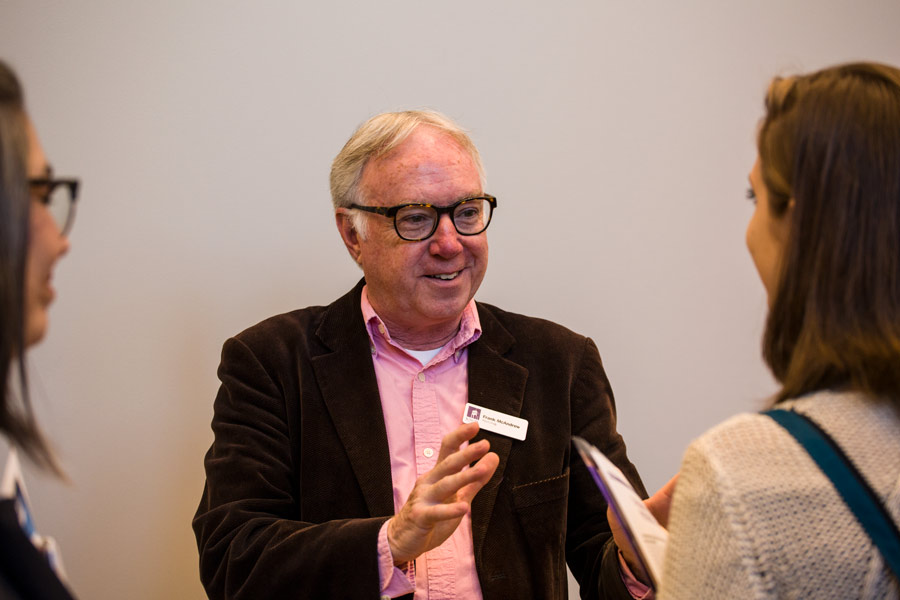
top-left (759, 62), bottom-right (900, 403)
top-left (0, 60), bottom-right (58, 471)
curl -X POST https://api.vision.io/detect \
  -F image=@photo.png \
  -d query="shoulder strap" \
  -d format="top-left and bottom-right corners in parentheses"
top-left (764, 408), bottom-right (900, 579)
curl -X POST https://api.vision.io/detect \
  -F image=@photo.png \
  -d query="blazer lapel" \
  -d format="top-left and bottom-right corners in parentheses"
top-left (467, 303), bottom-right (529, 558)
top-left (307, 288), bottom-right (531, 541)
top-left (311, 281), bottom-right (395, 518)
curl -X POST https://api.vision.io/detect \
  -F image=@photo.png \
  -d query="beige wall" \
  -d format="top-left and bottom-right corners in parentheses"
top-left (2, 1), bottom-right (899, 598)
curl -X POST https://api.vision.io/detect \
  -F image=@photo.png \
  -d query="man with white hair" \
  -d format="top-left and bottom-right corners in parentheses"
top-left (194, 110), bottom-right (650, 599)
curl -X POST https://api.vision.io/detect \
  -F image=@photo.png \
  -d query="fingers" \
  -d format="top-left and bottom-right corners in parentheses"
top-left (427, 437), bottom-right (491, 482)
top-left (608, 506), bottom-right (650, 584)
top-left (645, 473), bottom-right (678, 527)
top-left (391, 452), bottom-right (498, 545)
top-left (421, 422), bottom-right (490, 486)
top-left (387, 423), bottom-right (500, 564)
top-left (661, 473), bottom-right (679, 496)
top-left (411, 499), bottom-right (471, 523)
top-left (436, 421), bottom-right (481, 463)
top-left (428, 449), bottom-right (499, 503)
top-left (609, 472), bottom-right (679, 583)
top-left (455, 450), bottom-right (499, 503)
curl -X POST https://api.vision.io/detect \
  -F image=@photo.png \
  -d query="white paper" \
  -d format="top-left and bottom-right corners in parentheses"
top-left (573, 436), bottom-right (667, 589)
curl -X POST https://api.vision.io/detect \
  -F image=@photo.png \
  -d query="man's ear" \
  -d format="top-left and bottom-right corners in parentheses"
top-left (335, 210), bottom-right (363, 265)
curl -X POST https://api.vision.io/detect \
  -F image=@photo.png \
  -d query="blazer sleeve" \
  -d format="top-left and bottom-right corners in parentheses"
top-left (566, 337), bottom-right (648, 600)
top-left (192, 336), bottom-right (389, 600)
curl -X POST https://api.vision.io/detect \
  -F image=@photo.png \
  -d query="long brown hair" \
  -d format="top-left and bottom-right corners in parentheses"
top-left (759, 62), bottom-right (900, 404)
top-left (0, 60), bottom-right (58, 471)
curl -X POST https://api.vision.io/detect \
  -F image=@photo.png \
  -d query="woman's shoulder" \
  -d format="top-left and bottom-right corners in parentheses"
top-left (681, 413), bottom-right (785, 490)
top-left (786, 390), bottom-right (900, 491)
top-left (694, 389), bottom-right (898, 445)
top-left (782, 388), bottom-right (900, 434)
top-left (685, 389), bottom-right (900, 494)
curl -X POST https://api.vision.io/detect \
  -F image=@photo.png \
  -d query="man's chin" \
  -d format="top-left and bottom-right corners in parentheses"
top-left (418, 297), bottom-right (471, 323)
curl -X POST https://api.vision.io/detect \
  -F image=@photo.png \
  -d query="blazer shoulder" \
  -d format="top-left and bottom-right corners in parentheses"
top-left (224, 281), bottom-right (366, 362)
top-left (475, 301), bottom-right (597, 368)
top-left (233, 305), bottom-right (327, 344)
top-left (477, 301), bottom-right (588, 344)
top-left (212, 306), bottom-right (338, 395)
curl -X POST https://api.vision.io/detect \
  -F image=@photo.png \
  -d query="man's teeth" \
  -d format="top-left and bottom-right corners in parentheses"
top-left (430, 271), bottom-right (460, 280)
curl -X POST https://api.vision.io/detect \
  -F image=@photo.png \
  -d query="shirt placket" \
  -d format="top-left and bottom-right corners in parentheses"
top-left (411, 365), bottom-right (455, 599)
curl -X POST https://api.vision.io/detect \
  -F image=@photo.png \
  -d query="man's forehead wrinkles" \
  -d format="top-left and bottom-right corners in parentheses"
top-left (386, 153), bottom-right (464, 172)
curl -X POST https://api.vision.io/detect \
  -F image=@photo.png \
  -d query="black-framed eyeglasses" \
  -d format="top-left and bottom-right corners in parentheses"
top-left (349, 195), bottom-right (497, 242)
top-left (28, 177), bottom-right (79, 236)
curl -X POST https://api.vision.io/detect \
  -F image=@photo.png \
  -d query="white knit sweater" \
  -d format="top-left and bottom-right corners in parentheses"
top-left (658, 390), bottom-right (900, 599)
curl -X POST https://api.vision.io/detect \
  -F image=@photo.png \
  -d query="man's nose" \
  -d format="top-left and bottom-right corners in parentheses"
top-left (429, 214), bottom-right (462, 256)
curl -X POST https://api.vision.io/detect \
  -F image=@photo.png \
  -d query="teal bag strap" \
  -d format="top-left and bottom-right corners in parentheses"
top-left (764, 408), bottom-right (900, 580)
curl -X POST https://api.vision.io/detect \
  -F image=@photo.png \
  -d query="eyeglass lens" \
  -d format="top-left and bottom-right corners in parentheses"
top-left (30, 181), bottom-right (74, 235)
top-left (46, 184), bottom-right (73, 234)
top-left (395, 198), bottom-right (491, 240)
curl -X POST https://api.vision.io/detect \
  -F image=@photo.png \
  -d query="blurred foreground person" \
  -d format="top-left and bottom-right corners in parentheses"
top-left (0, 60), bottom-right (78, 599)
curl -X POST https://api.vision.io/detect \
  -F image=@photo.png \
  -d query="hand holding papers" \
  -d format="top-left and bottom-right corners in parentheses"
top-left (573, 436), bottom-right (668, 590)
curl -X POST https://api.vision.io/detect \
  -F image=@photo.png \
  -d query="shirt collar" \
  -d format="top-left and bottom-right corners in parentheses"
top-left (360, 284), bottom-right (482, 364)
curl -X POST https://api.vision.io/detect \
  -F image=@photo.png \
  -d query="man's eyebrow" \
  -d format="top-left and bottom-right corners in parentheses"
top-left (448, 192), bottom-right (486, 203)
top-left (402, 193), bottom-right (485, 206)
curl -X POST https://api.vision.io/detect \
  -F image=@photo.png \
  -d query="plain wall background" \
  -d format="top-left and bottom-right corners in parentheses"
top-left (2, 1), bottom-right (899, 598)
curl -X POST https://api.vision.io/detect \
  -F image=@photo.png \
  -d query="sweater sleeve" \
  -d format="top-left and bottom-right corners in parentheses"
top-left (657, 436), bottom-right (769, 599)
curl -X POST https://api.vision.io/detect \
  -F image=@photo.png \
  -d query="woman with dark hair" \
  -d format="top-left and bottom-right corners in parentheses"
top-left (658, 62), bottom-right (900, 598)
top-left (0, 60), bottom-right (77, 599)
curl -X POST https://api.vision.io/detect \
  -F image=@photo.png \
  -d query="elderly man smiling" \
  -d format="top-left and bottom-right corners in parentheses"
top-left (194, 110), bottom-right (649, 600)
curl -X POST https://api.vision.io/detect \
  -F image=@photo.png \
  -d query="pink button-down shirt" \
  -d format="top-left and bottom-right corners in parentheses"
top-left (363, 287), bottom-right (652, 600)
top-left (362, 287), bottom-right (483, 600)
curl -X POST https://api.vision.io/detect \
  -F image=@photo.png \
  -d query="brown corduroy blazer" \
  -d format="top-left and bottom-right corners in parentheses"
top-left (193, 280), bottom-right (646, 599)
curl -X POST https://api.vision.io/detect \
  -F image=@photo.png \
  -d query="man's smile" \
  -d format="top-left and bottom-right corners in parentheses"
top-left (427, 270), bottom-right (461, 281)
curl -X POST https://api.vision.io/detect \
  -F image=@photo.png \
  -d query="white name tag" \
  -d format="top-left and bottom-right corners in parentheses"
top-left (462, 403), bottom-right (528, 441)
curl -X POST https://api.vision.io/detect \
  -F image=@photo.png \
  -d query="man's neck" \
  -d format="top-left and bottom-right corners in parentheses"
top-left (361, 286), bottom-right (469, 350)
top-left (380, 318), bottom-right (461, 351)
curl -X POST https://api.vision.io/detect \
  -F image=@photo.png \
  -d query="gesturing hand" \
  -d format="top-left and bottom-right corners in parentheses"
top-left (387, 421), bottom-right (500, 565)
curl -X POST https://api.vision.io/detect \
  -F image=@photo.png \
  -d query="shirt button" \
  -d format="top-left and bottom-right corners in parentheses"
top-left (423, 447), bottom-right (434, 458)
top-left (378, 323), bottom-right (386, 335)
top-left (370, 344), bottom-right (376, 355)
top-left (381, 596), bottom-right (391, 600)
top-left (454, 350), bottom-right (461, 360)
top-left (417, 372), bottom-right (426, 382)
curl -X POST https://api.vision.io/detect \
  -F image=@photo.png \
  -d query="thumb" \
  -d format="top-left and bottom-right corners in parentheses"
top-left (645, 473), bottom-right (678, 527)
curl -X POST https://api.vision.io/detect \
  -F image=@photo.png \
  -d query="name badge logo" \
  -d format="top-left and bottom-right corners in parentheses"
top-left (462, 403), bottom-right (528, 441)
